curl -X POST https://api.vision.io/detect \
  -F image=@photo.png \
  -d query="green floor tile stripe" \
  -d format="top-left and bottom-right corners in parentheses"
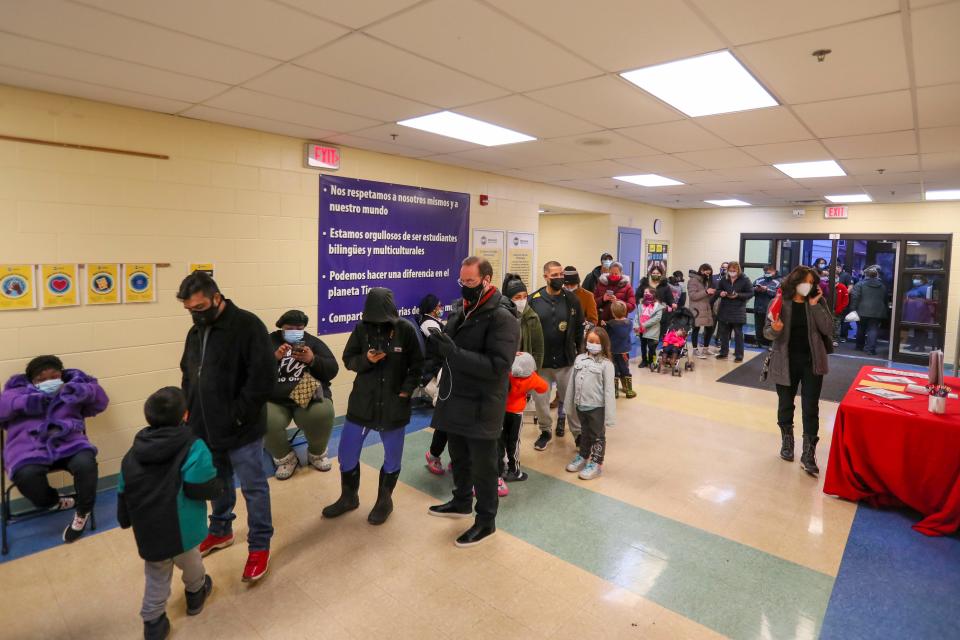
top-left (362, 430), bottom-right (834, 640)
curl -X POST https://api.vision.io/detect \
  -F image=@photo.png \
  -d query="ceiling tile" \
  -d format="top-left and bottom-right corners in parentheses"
top-left (916, 83), bottom-right (960, 128)
top-left (486, 0), bottom-right (723, 71)
top-left (741, 139), bottom-right (833, 163)
top-left (864, 183), bottom-right (922, 201)
top-left (674, 147), bottom-right (766, 169)
top-left (792, 176), bottom-right (861, 189)
top-left (0, 0), bottom-right (276, 84)
top-left (922, 168), bottom-right (960, 182)
top-left (616, 155), bottom-right (703, 173)
top-left (365, 0), bottom-right (599, 92)
top-left (843, 155), bottom-right (921, 174)
top-left (525, 76), bottom-right (681, 129)
top-left (690, 0), bottom-right (898, 45)
top-left (921, 152), bottom-right (960, 170)
top-left (73, 0), bottom-right (347, 60)
top-left (243, 65), bottom-right (433, 122)
top-left (919, 126), bottom-right (960, 154)
top-left (276, 0), bottom-right (421, 28)
top-left (0, 33), bottom-right (226, 103)
top-left (712, 165), bottom-right (789, 180)
top-left (857, 171), bottom-right (923, 185)
top-left (696, 107), bottom-right (812, 146)
top-left (458, 95), bottom-right (597, 139)
top-left (349, 124), bottom-right (479, 154)
top-left (822, 131), bottom-right (917, 158)
top-left (668, 171), bottom-right (735, 184)
top-left (444, 141), bottom-right (585, 169)
top-left (738, 15), bottom-right (910, 103)
top-left (181, 105), bottom-right (337, 139)
top-left (509, 165), bottom-right (593, 181)
top-left (426, 154), bottom-right (509, 175)
top-left (547, 131), bottom-right (660, 160)
top-left (911, 2), bottom-right (960, 86)
top-left (559, 159), bottom-right (638, 179)
top-left (320, 133), bottom-right (435, 158)
top-left (203, 88), bottom-right (379, 132)
top-left (617, 121), bottom-right (729, 153)
top-left (793, 91), bottom-right (914, 138)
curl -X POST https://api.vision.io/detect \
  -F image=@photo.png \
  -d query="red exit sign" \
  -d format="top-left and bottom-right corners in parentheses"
top-left (824, 205), bottom-right (848, 219)
top-left (304, 143), bottom-right (341, 170)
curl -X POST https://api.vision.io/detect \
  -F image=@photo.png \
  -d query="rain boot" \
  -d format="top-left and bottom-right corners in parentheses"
top-left (368, 468), bottom-right (400, 525)
top-left (623, 376), bottom-right (637, 399)
top-left (778, 425), bottom-right (795, 461)
top-left (800, 435), bottom-right (819, 475)
top-left (614, 377), bottom-right (621, 399)
top-left (322, 466), bottom-right (360, 518)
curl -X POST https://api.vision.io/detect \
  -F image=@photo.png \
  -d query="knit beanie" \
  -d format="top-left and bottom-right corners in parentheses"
top-left (502, 273), bottom-right (527, 299)
top-left (276, 309), bottom-right (308, 328)
top-left (563, 266), bottom-right (580, 285)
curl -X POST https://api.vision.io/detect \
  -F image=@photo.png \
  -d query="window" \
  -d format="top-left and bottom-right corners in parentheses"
top-left (905, 241), bottom-right (946, 270)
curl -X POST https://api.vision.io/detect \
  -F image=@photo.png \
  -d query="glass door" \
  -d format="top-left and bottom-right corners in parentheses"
top-left (741, 238), bottom-right (776, 344)
top-left (894, 239), bottom-right (951, 363)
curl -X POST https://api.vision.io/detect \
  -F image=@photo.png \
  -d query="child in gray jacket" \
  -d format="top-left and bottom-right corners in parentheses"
top-left (563, 327), bottom-right (616, 480)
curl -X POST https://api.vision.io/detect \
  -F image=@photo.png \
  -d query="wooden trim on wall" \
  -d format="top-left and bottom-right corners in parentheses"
top-left (0, 134), bottom-right (169, 160)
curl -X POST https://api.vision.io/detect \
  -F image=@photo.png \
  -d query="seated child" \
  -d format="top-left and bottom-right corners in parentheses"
top-left (500, 352), bottom-right (548, 491)
top-left (605, 301), bottom-right (636, 399)
top-left (117, 387), bottom-right (224, 640)
top-left (660, 326), bottom-right (688, 370)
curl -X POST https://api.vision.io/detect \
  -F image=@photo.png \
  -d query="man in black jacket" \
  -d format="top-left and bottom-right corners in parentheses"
top-left (427, 257), bottom-right (519, 548)
top-left (177, 272), bottom-right (276, 582)
top-left (582, 252), bottom-right (613, 293)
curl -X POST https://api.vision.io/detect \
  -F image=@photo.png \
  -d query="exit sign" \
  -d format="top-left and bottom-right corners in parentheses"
top-left (824, 205), bottom-right (848, 219)
top-left (304, 143), bottom-right (341, 170)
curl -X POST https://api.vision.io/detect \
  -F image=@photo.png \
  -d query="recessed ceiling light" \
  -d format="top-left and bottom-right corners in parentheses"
top-left (773, 160), bottom-right (846, 179)
top-left (926, 189), bottom-right (960, 201)
top-left (397, 111), bottom-right (535, 146)
top-left (613, 174), bottom-right (684, 187)
top-left (705, 199), bottom-right (751, 207)
top-left (537, 208), bottom-right (545, 213)
top-left (620, 50), bottom-right (778, 117)
top-left (825, 194), bottom-right (871, 203)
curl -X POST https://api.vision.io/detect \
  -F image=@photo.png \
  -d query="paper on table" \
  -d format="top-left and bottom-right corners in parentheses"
top-left (871, 367), bottom-right (928, 379)
top-left (857, 386), bottom-right (913, 400)
top-left (859, 380), bottom-right (907, 392)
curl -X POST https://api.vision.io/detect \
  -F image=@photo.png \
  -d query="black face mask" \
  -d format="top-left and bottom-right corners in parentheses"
top-left (462, 282), bottom-right (485, 305)
top-left (548, 278), bottom-right (565, 291)
top-left (191, 297), bottom-right (221, 327)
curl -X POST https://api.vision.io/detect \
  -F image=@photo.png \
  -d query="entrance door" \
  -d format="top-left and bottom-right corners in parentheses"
top-left (617, 227), bottom-right (643, 289)
top-left (894, 239), bottom-right (952, 363)
top-left (837, 239), bottom-right (898, 360)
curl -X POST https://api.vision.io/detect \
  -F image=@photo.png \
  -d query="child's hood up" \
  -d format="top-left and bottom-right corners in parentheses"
top-left (511, 352), bottom-right (536, 378)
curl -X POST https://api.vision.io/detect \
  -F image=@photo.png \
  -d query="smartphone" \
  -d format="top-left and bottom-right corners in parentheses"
top-left (292, 340), bottom-right (307, 354)
top-left (809, 285), bottom-right (821, 299)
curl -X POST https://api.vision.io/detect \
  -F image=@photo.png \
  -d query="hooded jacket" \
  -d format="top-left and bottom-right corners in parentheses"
top-left (506, 352), bottom-right (549, 414)
top-left (530, 286), bottom-right (584, 368)
top-left (850, 277), bottom-right (888, 319)
top-left (432, 287), bottom-right (520, 440)
top-left (343, 288), bottom-right (424, 431)
top-left (594, 274), bottom-right (637, 322)
top-left (117, 425), bottom-right (223, 562)
top-left (180, 300), bottom-right (276, 452)
top-left (0, 369), bottom-right (108, 478)
top-left (686, 271), bottom-right (715, 328)
top-left (268, 331), bottom-right (339, 405)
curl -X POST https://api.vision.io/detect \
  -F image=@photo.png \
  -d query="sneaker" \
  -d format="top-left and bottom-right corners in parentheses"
top-left (455, 524), bottom-right (497, 548)
top-left (428, 501), bottom-right (473, 519)
top-left (242, 550), bottom-right (270, 582)
top-left (707, 346), bottom-right (719, 355)
top-left (716, 354), bottom-right (728, 360)
top-left (497, 477), bottom-right (509, 497)
top-left (734, 357), bottom-right (743, 363)
top-left (198, 533), bottom-right (235, 557)
top-left (832, 341), bottom-right (839, 348)
top-left (579, 461), bottom-right (602, 480)
top-left (185, 575), bottom-right (213, 615)
top-left (307, 451), bottom-right (332, 472)
top-left (695, 348), bottom-right (707, 360)
top-left (503, 470), bottom-right (528, 482)
top-left (51, 496), bottom-right (75, 512)
top-left (62, 511), bottom-right (89, 543)
top-left (272, 451), bottom-right (299, 480)
top-left (565, 454), bottom-right (586, 473)
top-left (533, 432), bottom-right (552, 451)
top-left (425, 452), bottom-right (445, 475)
top-left (143, 613), bottom-right (170, 640)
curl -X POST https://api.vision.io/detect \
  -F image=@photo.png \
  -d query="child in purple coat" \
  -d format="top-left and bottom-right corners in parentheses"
top-left (0, 355), bottom-right (109, 543)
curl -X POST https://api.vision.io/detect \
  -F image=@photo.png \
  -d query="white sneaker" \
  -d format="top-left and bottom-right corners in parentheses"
top-left (695, 348), bottom-right (707, 360)
top-left (308, 451), bottom-right (332, 472)
top-left (707, 346), bottom-right (719, 355)
top-left (565, 454), bottom-right (587, 473)
top-left (273, 451), bottom-right (299, 480)
top-left (579, 461), bottom-right (603, 480)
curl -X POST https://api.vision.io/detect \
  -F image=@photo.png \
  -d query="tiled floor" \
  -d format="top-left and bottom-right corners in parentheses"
top-left (1, 352), bottom-right (956, 639)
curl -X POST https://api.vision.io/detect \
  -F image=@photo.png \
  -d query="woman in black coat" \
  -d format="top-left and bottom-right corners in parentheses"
top-left (322, 288), bottom-right (423, 526)
top-left (715, 260), bottom-right (754, 362)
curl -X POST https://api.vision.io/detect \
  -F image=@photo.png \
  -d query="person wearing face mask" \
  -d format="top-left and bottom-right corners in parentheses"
top-left (427, 257), bottom-right (519, 548)
top-left (849, 266), bottom-right (888, 356)
top-left (563, 266), bottom-right (598, 328)
top-left (177, 272), bottom-right (276, 582)
top-left (263, 310), bottom-right (339, 480)
top-left (752, 265), bottom-right (780, 348)
top-left (1, 355), bottom-right (108, 544)
top-left (594, 262), bottom-right (638, 324)
top-left (637, 265), bottom-right (674, 310)
top-left (582, 252), bottom-right (614, 293)
top-left (715, 261), bottom-right (754, 362)
top-left (503, 274), bottom-right (544, 370)
top-left (764, 266), bottom-right (834, 476)
top-left (687, 264), bottom-right (717, 358)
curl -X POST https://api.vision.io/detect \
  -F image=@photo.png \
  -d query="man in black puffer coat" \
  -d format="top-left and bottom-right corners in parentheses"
top-left (427, 256), bottom-right (519, 548)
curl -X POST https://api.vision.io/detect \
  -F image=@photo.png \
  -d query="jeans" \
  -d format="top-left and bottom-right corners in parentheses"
top-left (12, 450), bottom-right (98, 514)
top-left (337, 421), bottom-right (405, 474)
top-left (140, 547), bottom-right (205, 622)
top-left (577, 407), bottom-right (606, 464)
top-left (775, 354), bottom-right (824, 438)
top-left (263, 399), bottom-right (334, 459)
top-left (533, 366), bottom-right (579, 435)
top-left (691, 325), bottom-right (714, 349)
top-left (447, 433), bottom-right (499, 527)
top-left (612, 352), bottom-right (630, 378)
top-left (209, 439), bottom-right (273, 551)
top-left (498, 412), bottom-right (523, 477)
top-left (856, 317), bottom-right (882, 354)
top-left (717, 322), bottom-right (745, 358)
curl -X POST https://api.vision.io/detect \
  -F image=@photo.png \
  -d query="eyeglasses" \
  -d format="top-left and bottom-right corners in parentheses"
top-left (457, 278), bottom-right (482, 287)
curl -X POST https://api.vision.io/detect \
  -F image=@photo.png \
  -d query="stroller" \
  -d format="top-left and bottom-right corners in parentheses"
top-left (651, 307), bottom-right (696, 376)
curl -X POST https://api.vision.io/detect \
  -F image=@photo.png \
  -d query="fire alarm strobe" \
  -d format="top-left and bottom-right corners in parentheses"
top-left (479, 194), bottom-right (489, 206)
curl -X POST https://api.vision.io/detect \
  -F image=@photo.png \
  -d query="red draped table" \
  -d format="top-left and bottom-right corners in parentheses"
top-left (824, 366), bottom-right (960, 536)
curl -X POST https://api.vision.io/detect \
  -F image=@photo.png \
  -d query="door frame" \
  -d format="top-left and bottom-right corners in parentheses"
top-left (617, 226), bottom-right (643, 287)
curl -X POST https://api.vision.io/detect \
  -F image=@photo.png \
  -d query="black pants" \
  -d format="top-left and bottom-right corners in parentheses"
top-left (577, 407), bottom-right (606, 464)
top-left (612, 352), bottom-right (630, 378)
top-left (640, 338), bottom-right (657, 365)
top-left (775, 355), bottom-right (823, 437)
top-left (691, 325), bottom-right (714, 349)
top-left (754, 313), bottom-right (770, 347)
top-left (12, 450), bottom-right (98, 514)
top-left (856, 317), bottom-right (882, 353)
top-left (717, 322), bottom-right (745, 358)
top-left (429, 429), bottom-right (448, 458)
top-left (447, 433), bottom-right (499, 526)
top-left (498, 412), bottom-right (523, 477)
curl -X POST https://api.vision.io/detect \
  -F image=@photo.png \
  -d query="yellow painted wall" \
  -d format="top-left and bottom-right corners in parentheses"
top-left (0, 84), bottom-right (673, 482)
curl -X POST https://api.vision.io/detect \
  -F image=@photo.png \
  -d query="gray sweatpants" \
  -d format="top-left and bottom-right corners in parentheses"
top-left (533, 366), bottom-right (580, 435)
top-left (141, 547), bottom-right (206, 622)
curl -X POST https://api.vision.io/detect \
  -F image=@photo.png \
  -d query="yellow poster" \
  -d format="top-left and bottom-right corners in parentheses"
top-left (506, 231), bottom-right (535, 290)
top-left (0, 264), bottom-right (37, 311)
top-left (472, 229), bottom-right (505, 287)
top-left (86, 263), bottom-right (121, 305)
top-left (40, 264), bottom-right (80, 308)
top-left (190, 263), bottom-right (214, 277)
top-left (124, 263), bottom-right (156, 303)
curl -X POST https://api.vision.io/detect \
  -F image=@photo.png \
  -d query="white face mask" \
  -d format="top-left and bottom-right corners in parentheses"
top-left (514, 298), bottom-right (527, 313)
top-left (796, 282), bottom-right (813, 297)
top-left (585, 342), bottom-right (602, 355)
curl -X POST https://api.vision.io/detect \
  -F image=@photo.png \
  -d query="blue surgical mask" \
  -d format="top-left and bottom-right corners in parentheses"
top-left (283, 329), bottom-right (305, 343)
top-left (36, 378), bottom-right (64, 395)
top-left (585, 342), bottom-right (602, 355)
top-left (602, 260), bottom-right (612, 269)
top-left (912, 279), bottom-right (922, 287)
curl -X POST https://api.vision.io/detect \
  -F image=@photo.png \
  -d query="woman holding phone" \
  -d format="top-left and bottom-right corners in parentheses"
top-left (763, 266), bottom-right (834, 476)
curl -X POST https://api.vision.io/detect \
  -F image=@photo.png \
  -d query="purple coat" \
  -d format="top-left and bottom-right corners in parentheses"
top-left (0, 369), bottom-right (108, 478)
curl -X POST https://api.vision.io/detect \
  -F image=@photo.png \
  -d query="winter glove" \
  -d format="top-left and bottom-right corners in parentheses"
top-left (429, 332), bottom-right (458, 357)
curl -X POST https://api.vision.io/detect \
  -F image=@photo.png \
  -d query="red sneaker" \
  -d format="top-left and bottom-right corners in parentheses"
top-left (242, 550), bottom-right (269, 582)
top-left (198, 533), bottom-right (234, 557)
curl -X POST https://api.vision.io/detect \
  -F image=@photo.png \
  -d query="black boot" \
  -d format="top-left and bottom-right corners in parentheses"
top-left (800, 435), bottom-right (820, 476)
top-left (143, 613), bottom-right (170, 640)
top-left (555, 414), bottom-right (566, 438)
top-left (368, 468), bottom-right (400, 525)
top-left (322, 466), bottom-right (360, 518)
top-left (778, 425), bottom-right (795, 461)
